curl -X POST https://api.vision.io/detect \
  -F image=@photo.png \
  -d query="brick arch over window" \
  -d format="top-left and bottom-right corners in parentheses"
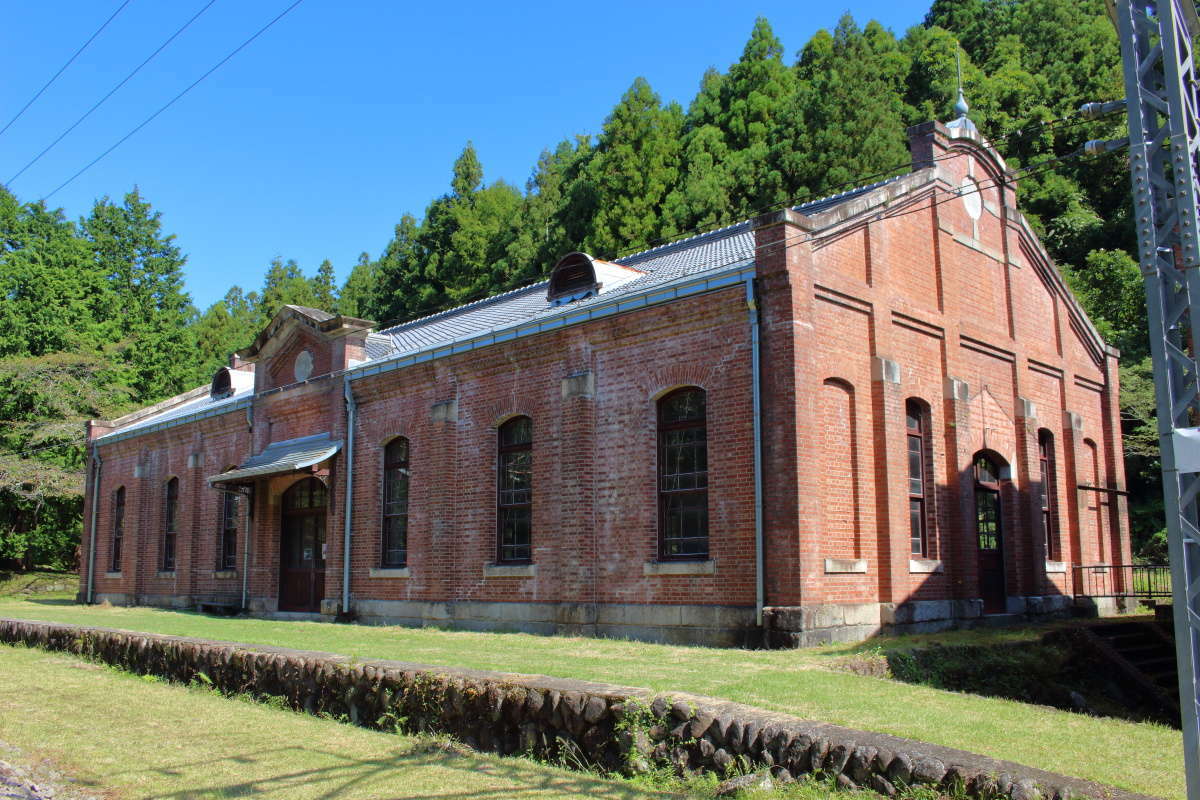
top-left (820, 378), bottom-right (861, 558)
top-left (497, 416), bottom-right (533, 563)
top-left (905, 398), bottom-right (934, 558)
top-left (162, 477), bottom-right (179, 572)
top-left (382, 436), bottom-right (410, 567)
top-left (658, 386), bottom-right (708, 560)
top-left (110, 486), bottom-right (125, 573)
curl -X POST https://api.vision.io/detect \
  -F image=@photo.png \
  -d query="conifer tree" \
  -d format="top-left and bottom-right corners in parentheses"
top-left (338, 252), bottom-right (377, 319)
top-left (82, 189), bottom-right (194, 403)
top-left (583, 77), bottom-right (683, 258)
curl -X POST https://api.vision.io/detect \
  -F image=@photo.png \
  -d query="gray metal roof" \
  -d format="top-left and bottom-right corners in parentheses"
top-left (373, 180), bottom-right (897, 360)
top-left (99, 175), bottom-right (902, 445)
top-left (208, 433), bottom-right (341, 485)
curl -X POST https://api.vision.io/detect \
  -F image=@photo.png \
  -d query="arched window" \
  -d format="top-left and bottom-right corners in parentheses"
top-left (162, 477), bottom-right (179, 572)
top-left (382, 437), bottom-right (410, 567)
top-left (211, 367), bottom-right (233, 400)
top-left (497, 417), bottom-right (533, 563)
top-left (219, 490), bottom-right (238, 570)
top-left (1038, 430), bottom-right (1059, 561)
top-left (111, 487), bottom-right (125, 573)
top-left (658, 387), bottom-right (708, 560)
top-left (906, 400), bottom-right (931, 557)
top-left (546, 252), bottom-right (599, 304)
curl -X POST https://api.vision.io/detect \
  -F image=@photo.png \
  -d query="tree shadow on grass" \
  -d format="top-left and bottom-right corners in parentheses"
top-left (121, 743), bottom-right (674, 800)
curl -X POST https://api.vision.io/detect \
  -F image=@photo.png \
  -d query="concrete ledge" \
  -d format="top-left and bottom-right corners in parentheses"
top-left (1045, 561), bottom-right (1067, 574)
top-left (104, 572), bottom-right (122, 579)
top-left (643, 559), bottom-right (714, 576)
top-left (909, 559), bottom-right (944, 574)
top-left (483, 563), bottom-right (537, 578)
top-left (368, 567), bottom-right (411, 578)
top-left (155, 571), bottom-right (176, 579)
top-left (213, 570), bottom-right (237, 579)
top-left (824, 558), bottom-right (867, 574)
top-left (347, 599), bottom-right (756, 647)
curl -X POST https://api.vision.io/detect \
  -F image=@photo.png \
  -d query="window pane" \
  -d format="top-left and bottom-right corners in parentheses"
top-left (976, 489), bottom-right (1000, 550)
top-left (660, 389), bottom-right (705, 425)
top-left (500, 417), bottom-right (532, 447)
top-left (386, 437), bottom-right (409, 465)
top-left (910, 499), bottom-right (924, 555)
top-left (500, 451), bottom-right (532, 505)
top-left (383, 514), bottom-right (407, 566)
top-left (906, 405), bottom-right (922, 432)
top-left (975, 456), bottom-right (998, 484)
top-left (662, 492), bottom-right (708, 557)
top-left (499, 507), bottom-right (531, 561)
top-left (907, 435), bottom-right (923, 495)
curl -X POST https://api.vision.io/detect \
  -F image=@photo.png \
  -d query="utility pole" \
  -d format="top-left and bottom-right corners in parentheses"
top-left (1110, 0), bottom-right (1200, 793)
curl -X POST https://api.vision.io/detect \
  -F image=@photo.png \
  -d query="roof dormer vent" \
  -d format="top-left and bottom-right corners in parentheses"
top-left (211, 367), bottom-right (234, 400)
top-left (547, 252), bottom-right (600, 305)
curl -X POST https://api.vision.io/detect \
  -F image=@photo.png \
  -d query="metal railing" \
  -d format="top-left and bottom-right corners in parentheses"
top-left (1073, 564), bottom-right (1173, 599)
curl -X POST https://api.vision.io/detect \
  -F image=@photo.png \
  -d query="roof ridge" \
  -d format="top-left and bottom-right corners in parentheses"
top-left (616, 220), bottom-right (752, 266)
top-left (379, 281), bottom-right (549, 336)
top-left (792, 175), bottom-right (902, 214)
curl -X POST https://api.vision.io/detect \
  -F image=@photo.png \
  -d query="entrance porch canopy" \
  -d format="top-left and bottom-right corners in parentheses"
top-left (208, 433), bottom-right (341, 487)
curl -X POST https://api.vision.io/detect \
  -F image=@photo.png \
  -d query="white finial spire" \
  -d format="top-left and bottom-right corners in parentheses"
top-left (947, 42), bottom-right (977, 133)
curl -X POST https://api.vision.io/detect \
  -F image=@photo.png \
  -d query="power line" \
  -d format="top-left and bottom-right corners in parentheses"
top-left (7, 0), bottom-right (220, 187)
top-left (42, 0), bottom-right (306, 202)
top-left (0, 0), bottom-right (134, 140)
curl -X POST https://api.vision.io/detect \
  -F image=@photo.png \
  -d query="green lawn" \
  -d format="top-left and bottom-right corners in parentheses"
top-left (0, 644), bottom-right (672, 799)
top-left (0, 595), bottom-right (1185, 800)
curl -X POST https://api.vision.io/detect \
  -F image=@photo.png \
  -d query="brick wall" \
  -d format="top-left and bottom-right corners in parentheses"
top-left (80, 120), bottom-right (1131, 644)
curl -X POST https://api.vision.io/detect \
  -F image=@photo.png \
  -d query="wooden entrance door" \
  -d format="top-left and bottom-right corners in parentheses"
top-left (279, 478), bottom-right (327, 612)
top-left (973, 453), bottom-right (1006, 614)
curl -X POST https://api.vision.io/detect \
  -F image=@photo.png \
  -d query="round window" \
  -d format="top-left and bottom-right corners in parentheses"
top-left (293, 350), bottom-right (314, 382)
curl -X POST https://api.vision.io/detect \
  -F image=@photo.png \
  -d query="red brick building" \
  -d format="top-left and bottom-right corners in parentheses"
top-left (78, 118), bottom-right (1132, 646)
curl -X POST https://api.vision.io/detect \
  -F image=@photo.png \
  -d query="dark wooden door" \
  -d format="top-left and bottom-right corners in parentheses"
top-left (279, 479), bottom-right (327, 612)
top-left (975, 484), bottom-right (1006, 614)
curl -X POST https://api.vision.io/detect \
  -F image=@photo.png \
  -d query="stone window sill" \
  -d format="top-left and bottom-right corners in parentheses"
top-left (369, 567), bottom-right (411, 579)
top-left (643, 559), bottom-right (714, 576)
top-left (824, 558), bottom-right (868, 574)
top-left (484, 563), bottom-right (536, 578)
top-left (213, 570), bottom-right (237, 579)
top-left (909, 559), bottom-right (944, 574)
top-left (156, 571), bottom-right (175, 579)
top-left (1045, 560), bottom-right (1067, 574)
top-left (104, 571), bottom-right (122, 579)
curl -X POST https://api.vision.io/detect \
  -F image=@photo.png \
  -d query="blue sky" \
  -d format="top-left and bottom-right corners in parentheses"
top-left (0, 1), bottom-right (932, 311)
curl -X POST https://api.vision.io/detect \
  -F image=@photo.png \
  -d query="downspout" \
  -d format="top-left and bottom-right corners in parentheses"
top-left (342, 377), bottom-right (357, 616)
top-left (241, 403), bottom-right (253, 612)
top-left (745, 276), bottom-right (765, 627)
top-left (86, 447), bottom-right (102, 605)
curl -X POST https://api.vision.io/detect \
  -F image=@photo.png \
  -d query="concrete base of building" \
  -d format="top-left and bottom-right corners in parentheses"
top-left (89, 592), bottom-right (133, 606)
top-left (763, 594), bottom-right (1077, 647)
top-left (1072, 595), bottom-right (1147, 617)
top-left (345, 599), bottom-right (759, 647)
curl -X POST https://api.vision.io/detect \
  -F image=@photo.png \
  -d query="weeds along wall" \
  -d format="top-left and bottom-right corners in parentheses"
top-left (0, 618), bottom-right (1137, 800)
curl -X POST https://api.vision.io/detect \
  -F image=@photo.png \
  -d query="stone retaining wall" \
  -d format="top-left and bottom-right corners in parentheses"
top-left (0, 618), bottom-right (1156, 800)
